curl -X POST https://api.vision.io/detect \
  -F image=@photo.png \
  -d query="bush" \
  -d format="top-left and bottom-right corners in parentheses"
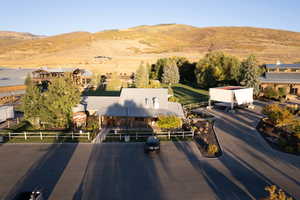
top-left (85, 116), bottom-right (99, 132)
top-left (285, 146), bottom-right (295, 153)
top-left (262, 104), bottom-right (294, 127)
top-left (168, 96), bottom-right (178, 102)
top-left (277, 137), bottom-right (288, 148)
top-left (207, 144), bottom-right (219, 155)
top-left (278, 87), bottom-right (288, 98)
top-left (149, 80), bottom-right (161, 88)
top-left (264, 87), bottom-right (278, 99)
top-left (157, 115), bottom-right (182, 129)
top-left (265, 185), bottom-right (293, 200)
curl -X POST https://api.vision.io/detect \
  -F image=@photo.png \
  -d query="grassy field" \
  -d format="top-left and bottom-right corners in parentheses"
top-left (172, 83), bottom-right (208, 105)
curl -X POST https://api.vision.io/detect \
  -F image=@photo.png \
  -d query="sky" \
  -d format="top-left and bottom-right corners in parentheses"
top-left (1, 0), bottom-right (300, 36)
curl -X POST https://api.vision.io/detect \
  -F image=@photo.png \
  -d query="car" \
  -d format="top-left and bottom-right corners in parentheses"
top-left (17, 189), bottom-right (43, 200)
top-left (144, 136), bottom-right (160, 153)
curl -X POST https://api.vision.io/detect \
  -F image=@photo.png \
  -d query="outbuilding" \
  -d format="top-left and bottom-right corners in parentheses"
top-left (208, 86), bottom-right (254, 110)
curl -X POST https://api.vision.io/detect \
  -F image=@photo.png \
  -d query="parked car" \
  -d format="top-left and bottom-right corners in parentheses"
top-left (144, 136), bottom-right (160, 153)
top-left (17, 189), bottom-right (43, 200)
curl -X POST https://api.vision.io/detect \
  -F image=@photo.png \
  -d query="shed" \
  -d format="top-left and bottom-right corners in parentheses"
top-left (0, 106), bottom-right (14, 123)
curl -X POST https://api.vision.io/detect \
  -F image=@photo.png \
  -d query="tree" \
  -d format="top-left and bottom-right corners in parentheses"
top-left (262, 104), bottom-right (294, 127)
top-left (135, 62), bottom-right (149, 88)
top-left (41, 76), bottom-right (81, 128)
top-left (150, 58), bottom-right (167, 80)
top-left (195, 52), bottom-right (241, 88)
top-left (162, 59), bottom-right (180, 85)
top-left (239, 55), bottom-right (260, 96)
top-left (264, 87), bottom-right (278, 99)
top-left (106, 72), bottom-right (122, 91)
top-left (21, 82), bottom-right (43, 128)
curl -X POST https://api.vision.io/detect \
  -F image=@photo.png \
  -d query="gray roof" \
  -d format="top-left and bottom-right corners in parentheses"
top-left (0, 90), bottom-right (25, 98)
top-left (260, 72), bottom-right (300, 83)
top-left (81, 88), bottom-right (185, 118)
top-left (120, 88), bottom-right (168, 109)
top-left (0, 67), bottom-right (35, 87)
top-left (266, 64), bottom-right (300, 69)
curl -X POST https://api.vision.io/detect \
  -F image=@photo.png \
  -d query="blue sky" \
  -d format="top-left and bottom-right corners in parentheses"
top-left (1, 0), bottom-right (299, 35)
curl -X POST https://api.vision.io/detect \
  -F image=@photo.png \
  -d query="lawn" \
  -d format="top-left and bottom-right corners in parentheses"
top-left (171, 83), bottom-right (208, 105)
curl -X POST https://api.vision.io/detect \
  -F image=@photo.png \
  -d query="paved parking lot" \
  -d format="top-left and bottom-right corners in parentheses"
top-left (0, 106), bottom-right (299, 200)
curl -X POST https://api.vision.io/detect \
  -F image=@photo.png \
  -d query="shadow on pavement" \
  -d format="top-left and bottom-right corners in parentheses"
top-left (73, 143), bottom-right (164, 200)
top-left (4, 143), bottom-right (79, 200)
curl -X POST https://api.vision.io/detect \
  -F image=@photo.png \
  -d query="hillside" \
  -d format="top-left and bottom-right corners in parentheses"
top-left (1, 24), bottom-right (300, 73)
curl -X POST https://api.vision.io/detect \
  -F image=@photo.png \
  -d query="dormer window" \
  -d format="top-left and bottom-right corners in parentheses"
top-left (153, 97), bottom-right (159, 109)
top-left (145, 98), bottom-right (149, 108)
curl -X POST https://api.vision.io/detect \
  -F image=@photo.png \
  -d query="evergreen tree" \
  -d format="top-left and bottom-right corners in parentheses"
top-left (150, 58), bottom-right (167, 80)
top-left (239, 55), bottom-right (260, 96)
top-left (135, 62), bottom-right (149, 88)
top-left (162, 59), bottom-right (180, 85)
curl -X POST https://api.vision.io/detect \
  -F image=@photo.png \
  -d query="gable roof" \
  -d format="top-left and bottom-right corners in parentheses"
top-left (260, 72), bottom-right (300, 83)
top-left (266, 64), bottom-right (300, 69)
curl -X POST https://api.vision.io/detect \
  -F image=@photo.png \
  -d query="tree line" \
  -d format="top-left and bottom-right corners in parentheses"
top-left (134, 51), bottom-right (262, 95)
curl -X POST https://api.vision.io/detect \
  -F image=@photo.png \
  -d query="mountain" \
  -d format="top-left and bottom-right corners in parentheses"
top-left (1, 24), bottom-right (300, 73)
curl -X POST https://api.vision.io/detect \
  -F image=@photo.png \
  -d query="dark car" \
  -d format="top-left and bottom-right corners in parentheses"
top-left (17, 189), bottom-right (43, 200)
top-left (144, 136), bottom-right (160, 153)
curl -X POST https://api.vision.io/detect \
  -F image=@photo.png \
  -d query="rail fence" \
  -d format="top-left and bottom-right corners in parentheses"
top-left (105, 130), bottom-right (194, 141)
top-left (0, 131), bottom-right (91, 142)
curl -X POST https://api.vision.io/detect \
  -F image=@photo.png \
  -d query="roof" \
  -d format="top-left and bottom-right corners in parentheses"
top-left (0, 67), bottom-right (35, 87)
top-left (81, 88), bottom-right (185, 118)
top-left (0, 90), bottom-right (25, 98)
top-left (213, 86), bottom-right (245, 90)
top-left (265, 64), bottom-right (300, 69)
top-left (120, 88), bottom-right (168, 109)
top-left (260, 72), bottom-right (300, 83)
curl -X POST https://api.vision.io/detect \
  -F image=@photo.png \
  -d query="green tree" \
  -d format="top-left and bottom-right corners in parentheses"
top-left (135, 62), bottom-right (149, 88)
top-left (239, 55), bottom-right (260, 96)
top-left (42, 76), bottom-right (81, 128)
top-left (106, 72), bottom-right (122, 91)
top-left (162, 59), bottom-right (180, 85)
top-left (21, 82), bottom-right (43, 128)
top-left (24, 74), bottom-right (32, 86)
top-left (150, 58), bottom-right (167, 80)
top-left (264, 87), bottom-right (278, 99)
top-left (195, 52), bottom-right (241, 88)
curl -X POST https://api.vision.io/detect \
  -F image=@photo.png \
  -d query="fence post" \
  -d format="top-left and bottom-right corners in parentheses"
top-left (72, 132), bottom-right (74, 140)
top-left (182, 131), bottom-right (184, 139)
top-left (120, 132), bottom-right (122, 141)
top-left (88, 132), bottom-right (90, 140)
top-left (56, 134), bottom-right (58, 140)
top-left (192, 130), bottom-right (194, 138)
top-left (24, 132), bottom-right (27, 140)
top-left (40, 131), bottom-right (43, 140)
top-left (168, 131), bottom-right (170, 140)
top-left (136, 132), bottom-right (137, 140)
top-left (9, 132), bottom-right (11, 140)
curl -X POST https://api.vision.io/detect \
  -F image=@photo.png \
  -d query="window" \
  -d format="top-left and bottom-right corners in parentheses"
top-left (153, 97), bottom-right (159, 109)
top-left (145, 98), bottom-right (149, 108)
top-left (290, 88), bottom-right (298, 95)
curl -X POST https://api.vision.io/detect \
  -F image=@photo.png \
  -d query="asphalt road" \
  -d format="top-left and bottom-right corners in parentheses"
top-left (0, 106), bottom-right (299, 200)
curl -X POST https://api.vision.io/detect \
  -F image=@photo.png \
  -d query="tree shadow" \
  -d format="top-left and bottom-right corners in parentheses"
top-left (172, 86), bottom-right (208, 104)
top-left (4, 143), bottom-right (79, 200)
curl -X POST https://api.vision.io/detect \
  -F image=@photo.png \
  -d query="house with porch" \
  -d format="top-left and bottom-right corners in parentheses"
top-left (76, 88), bottom-right (185, 128)
top-left (260, 63), bottom-right (300, 96)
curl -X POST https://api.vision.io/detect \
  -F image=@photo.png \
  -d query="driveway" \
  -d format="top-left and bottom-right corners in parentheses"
top-left (206, 105), bottom-right (300, 199)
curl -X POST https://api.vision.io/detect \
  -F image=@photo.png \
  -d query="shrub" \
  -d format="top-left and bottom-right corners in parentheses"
top-left (262, 104), bottom-right (294, 127)
top-left (157, 115), bottom-right (182, 129)
top-left (168, 96), bottom-right (178, 102)
top-left (277, 137), bottom-right (287, 148)
top-left (278, 87), bottom-right (288, 98)
top-left (264, 87), bottom-right (278, 99)
top-left (149, 80), bottom-right (161, 88)
top-left (85, 116), bottom-right (99, 131)
top-left (207, 144), bottom-right (219, 155)
top-left (285, 146), bottom-right (295, 153)
top-left (264, 185), bottom-right (293, 200)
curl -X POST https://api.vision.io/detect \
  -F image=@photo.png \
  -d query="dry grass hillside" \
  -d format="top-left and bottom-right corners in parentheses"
top-left (1, 24), bottom-right (300, 73)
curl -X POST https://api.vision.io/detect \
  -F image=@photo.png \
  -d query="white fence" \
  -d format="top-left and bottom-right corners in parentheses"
top-left (105, 130), bottom-right (194, 141)
top-left (0, 131), bottom-right (91, 141)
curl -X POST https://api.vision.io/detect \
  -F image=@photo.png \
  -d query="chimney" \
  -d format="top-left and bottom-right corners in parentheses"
top-left (276, 60), bottom-right (281, 65)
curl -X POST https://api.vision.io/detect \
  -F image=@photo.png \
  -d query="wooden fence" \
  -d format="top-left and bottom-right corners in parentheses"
top-left (0, 131), bottom-right (91, 141)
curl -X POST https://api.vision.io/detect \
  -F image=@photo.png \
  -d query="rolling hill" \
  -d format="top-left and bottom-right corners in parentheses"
top-left (1, 24), bottom-right (300, 73)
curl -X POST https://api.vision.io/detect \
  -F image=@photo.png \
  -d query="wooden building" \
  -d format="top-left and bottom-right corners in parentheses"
top-left (260, 63), bottom-right (300, 96)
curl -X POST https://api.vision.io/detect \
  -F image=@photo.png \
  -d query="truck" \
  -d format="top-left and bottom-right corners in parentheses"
top-left (0, 106), bottom-right (14, 123)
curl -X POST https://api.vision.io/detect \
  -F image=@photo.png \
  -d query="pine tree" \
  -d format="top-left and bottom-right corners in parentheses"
top-left (239, 55), bottom-right (260, 96)
top-left (162, 59), bottom-right (180, 85)
top-left (135, 62), bottom-right (149, 88)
